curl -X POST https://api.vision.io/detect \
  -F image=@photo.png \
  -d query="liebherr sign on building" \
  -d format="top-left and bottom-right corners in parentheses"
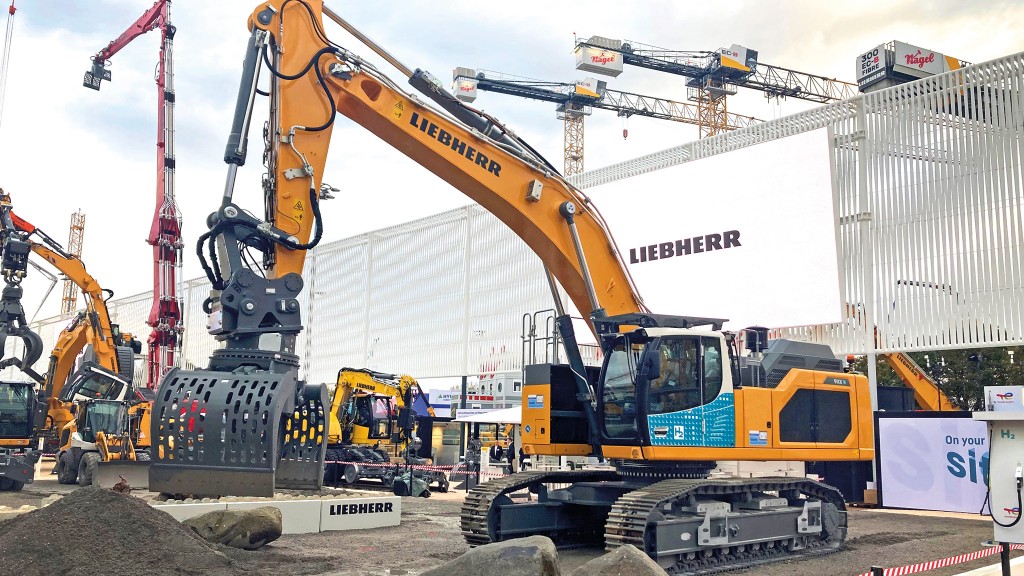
top-left (585, 129), bottom-right (842, 329)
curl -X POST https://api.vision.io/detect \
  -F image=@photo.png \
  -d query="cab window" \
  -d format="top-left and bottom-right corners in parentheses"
top-left (648, 337), bottom-right (700, 415)
top-left (702, 337), bottom-right (724, 402)
top-left (600, 340), bottom-right (643, 439)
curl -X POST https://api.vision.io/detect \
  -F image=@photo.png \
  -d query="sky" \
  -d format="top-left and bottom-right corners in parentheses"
top-left (0, 0), bottom-right (1022, 323)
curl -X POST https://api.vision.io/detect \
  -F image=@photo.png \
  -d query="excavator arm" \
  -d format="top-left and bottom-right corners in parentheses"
top-left (152, 0), bottom-right (651, 497)
top-left (881, 352), bottom-right (958, 411)
top-left (206, 1), bottom-right (644, 326)
top-left (0, 193), bottom-right (44, 381)
top-left (0, 195), bottom-right (142, 451)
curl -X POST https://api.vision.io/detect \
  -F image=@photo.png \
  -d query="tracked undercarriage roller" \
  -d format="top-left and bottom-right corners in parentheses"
top-left (149, 362), bottom-right (328, 497)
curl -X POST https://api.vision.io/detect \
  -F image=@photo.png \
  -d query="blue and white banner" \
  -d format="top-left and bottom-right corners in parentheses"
top-left (878, 416), bottom-right (988, 514)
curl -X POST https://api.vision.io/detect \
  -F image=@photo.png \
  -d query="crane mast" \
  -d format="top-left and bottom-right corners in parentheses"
top-left (574, 37), bottom-right (858, 138)
top-left (59, 210), bottom-right (85, 315)
top-left (453, 68), bottom-right (760, 175)
top-left (83, 0), bottom-right (182, 390)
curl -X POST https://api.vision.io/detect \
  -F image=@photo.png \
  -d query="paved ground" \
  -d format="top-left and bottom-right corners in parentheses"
top-left (1, 471), bottom-right (1019, 576)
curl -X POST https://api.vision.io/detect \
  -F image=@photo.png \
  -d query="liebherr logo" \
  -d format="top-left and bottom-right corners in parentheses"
top-left (329, 502), bottom-right (394, 516)
top-left (409, 112), bottom-right (502, 177)
top-left (630, 230), bottom-right (741, 264)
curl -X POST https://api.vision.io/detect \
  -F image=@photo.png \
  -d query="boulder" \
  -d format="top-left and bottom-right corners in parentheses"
top-left (421, 536), bottom-right (560, 576)
top-left (568, 544), bottom-right (665, 576)
top-left (392, 472), bottom-right (430, 498)
top-left (183, 507), bottom-right (283, 550)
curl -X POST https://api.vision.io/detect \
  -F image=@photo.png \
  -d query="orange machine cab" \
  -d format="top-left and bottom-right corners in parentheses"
top-left (522, 330), bottom-right (874, 463)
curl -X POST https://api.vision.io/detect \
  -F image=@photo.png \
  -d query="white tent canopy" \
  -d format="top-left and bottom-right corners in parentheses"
top-left (454, 406), bottom-right (521, 424)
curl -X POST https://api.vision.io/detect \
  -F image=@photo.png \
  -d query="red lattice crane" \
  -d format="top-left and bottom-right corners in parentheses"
top-left (83, 0), bottom-right (182, 389)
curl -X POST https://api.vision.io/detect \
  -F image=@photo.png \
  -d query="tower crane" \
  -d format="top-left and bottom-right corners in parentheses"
top-left (60, 210), bottom-right (85, 315)
top-left (453, 68), bottom-right (760, 176)
top-left (574, 37), bottom-right (858, 138)
top-left (83, 0), bottom-right (182, 390)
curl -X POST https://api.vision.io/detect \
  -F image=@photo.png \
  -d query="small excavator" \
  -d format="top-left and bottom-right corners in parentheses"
top-left (325, 367), bottom-right (446, 492)
top-left (0, 191), bottom-right (149, 490)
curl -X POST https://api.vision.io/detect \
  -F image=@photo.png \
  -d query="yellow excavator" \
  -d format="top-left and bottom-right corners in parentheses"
top-left (150, 3), bottom-right (874, 572)
top-left (324, 368), bottom-right (446, 491)
top-left (879, 352), bottom-right (957, 411)
top-left (0, 191), bottom-right (150, 490)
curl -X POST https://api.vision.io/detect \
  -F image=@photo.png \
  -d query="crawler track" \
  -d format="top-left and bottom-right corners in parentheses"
top-left (605, 477), bottom-right (845, 574)
top-left (461, 472), bottom-right (847, 575)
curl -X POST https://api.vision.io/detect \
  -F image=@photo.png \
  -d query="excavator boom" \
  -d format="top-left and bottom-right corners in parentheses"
top-left (882, 352), bottom-right (958, 411)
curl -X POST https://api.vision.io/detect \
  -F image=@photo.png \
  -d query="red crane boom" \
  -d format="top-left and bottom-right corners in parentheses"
top-left (84, 0), bottom-right (182, 389)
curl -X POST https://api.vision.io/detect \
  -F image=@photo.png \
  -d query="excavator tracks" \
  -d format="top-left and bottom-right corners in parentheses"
top-left (605, 476), bottom-right (846, 574)
top-left (460, 469), bottom-right (621, 546)
top-left (463, 472), bottom-right (847, 575)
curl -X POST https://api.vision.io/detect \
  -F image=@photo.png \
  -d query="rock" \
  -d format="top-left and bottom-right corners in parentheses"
top-left (568, 544), bottom-right (665, 576)
top-left (183, 507), bottom-right (283, 550)
top-left (421, 536), bottom-right (560, 576)
top-left (393, 472), bottom-right (430, 498)
top-left (39, 494), bottom-right (62, 508)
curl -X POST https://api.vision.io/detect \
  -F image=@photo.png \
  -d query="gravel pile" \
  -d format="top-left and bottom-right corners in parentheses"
top-left (0, 487), bottom-right (239, 576)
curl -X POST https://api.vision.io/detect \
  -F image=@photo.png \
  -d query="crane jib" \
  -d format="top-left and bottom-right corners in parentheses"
top-left (408, 112), bottom-right (502, 177)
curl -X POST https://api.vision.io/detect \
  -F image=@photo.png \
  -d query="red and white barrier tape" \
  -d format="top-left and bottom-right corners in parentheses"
top-left (326, 460), bottom-right (511, 478)
top-left (856, 543), bottom-right (1024, 576)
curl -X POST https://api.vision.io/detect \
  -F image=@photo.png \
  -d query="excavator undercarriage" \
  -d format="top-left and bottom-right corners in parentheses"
top-left (462, 468), bottom-right (846, 575)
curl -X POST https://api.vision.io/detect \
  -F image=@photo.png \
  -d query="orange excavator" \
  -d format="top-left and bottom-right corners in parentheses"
top-left (879, 352), bottom-right (957, 411)
top-left (0, 191), bottom-right (149, 489)
top-left (149, 3), bottom-right (874, 573)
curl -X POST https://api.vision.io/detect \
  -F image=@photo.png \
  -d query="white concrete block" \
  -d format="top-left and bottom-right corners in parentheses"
top-left (151, 501), bottom-right (227, 521)
top-left (225, 499), bottom-right (322, 535)
top-left (320, 497), bottom-right (401, 531)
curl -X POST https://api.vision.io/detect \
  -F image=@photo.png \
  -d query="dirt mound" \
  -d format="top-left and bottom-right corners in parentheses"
top-left (0, 487), bottom-right (239, 576)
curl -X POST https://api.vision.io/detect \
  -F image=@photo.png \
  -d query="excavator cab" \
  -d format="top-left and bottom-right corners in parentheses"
top-left (58, 362), bottom-right (129, 404)
top-left (0, 380), bottom-right (40, 490)
top-left (73, 399), bottom-right (129, 445)
top-left (346, 393), bottom-right (396, 443)
top-left (596, 328), bottom-right (731, 454)
top-left (0, 381), bottom-right (35, 441)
